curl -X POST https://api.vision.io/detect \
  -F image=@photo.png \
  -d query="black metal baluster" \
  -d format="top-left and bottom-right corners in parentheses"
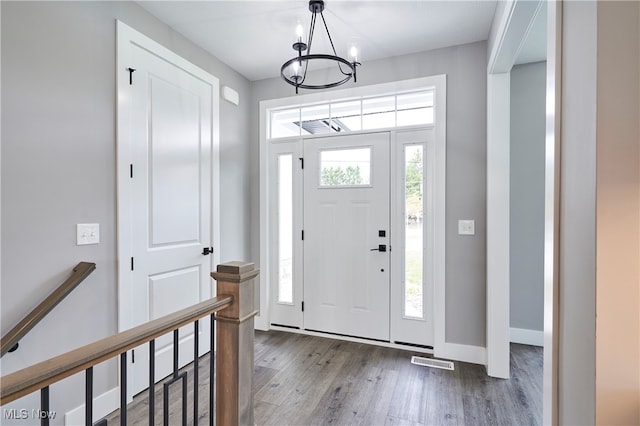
top-left (173, 329), bottom-right (179, 378)
top-left (120, 352), bottom-right (127, 426)
top-left (163, 372), bottom-right (188, 426)
top-left (193, 320), bottom-right (199, 424)
top-left (209, 313), bottom-right (215, 426)
top-left (149, 340), bottom-right (155, 426)
top-left (41, 386), bottom-right (50, 426)
top-left (161, 328), bottom-right (188, 426)
top-left (86, 367), bottom-right (93, 426)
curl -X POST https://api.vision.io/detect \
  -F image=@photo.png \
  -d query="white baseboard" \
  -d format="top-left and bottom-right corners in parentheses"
top-left (510, 327), bottom-right (544, 346)
top-left (436, 342), bottom-right (487, 366)
top-left (254, 314), bottom-right (269, 331)
top-left (65, 387), bottom-right (119, 425)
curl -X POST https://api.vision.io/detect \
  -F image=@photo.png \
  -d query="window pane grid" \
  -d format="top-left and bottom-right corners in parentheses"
top-left (268, 90), bottom-right (434, 139)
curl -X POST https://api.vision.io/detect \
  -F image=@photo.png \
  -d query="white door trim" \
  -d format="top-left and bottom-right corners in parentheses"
top-left (486, 0), bottom-right (547, 379)
top-left (116, 20), bottom-right (220, 397)
top-left (259, 75), bottom-right (446, 355)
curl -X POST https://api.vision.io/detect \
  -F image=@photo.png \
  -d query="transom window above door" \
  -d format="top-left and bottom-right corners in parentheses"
top-left (269, 90), bottom-right (434, 139)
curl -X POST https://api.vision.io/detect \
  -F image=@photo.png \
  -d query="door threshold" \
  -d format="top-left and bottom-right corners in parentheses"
top-left (305, 328), bottom-right (390, 344)
top-left (268, 325), bottom-right (434, 355)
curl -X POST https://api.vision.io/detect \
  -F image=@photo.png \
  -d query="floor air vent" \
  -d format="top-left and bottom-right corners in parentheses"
top-left (410, 356), bottom-right (455, 371)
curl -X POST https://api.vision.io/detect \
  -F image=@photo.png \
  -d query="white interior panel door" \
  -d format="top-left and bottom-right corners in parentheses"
top-left (304, 132), bottom-right (390, 341)
top-left (126, 41), bottom-right (215, 395)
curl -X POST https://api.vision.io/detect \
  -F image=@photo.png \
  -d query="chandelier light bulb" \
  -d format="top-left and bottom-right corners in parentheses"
top-left (296, 24), bottom-right (304, 41)
top-left (350, 46), bottom-right (358, 61)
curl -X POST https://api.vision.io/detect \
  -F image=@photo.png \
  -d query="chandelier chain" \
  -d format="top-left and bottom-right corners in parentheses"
top-left (320, 12), bottom-right (351, 77)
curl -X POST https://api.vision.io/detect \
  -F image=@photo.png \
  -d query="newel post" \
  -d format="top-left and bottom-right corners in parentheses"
top-left (211, 261), bottom-right (259, 426)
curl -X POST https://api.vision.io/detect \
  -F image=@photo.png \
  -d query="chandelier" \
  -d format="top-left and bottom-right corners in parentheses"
top-left (280, 0), bottom-right (360, 94)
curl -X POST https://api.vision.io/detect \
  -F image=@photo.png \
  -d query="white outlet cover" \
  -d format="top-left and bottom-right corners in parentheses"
top-left (458, 220), bottom-right (475, 235)
top-left (77, 223), bottom-right (100, 245)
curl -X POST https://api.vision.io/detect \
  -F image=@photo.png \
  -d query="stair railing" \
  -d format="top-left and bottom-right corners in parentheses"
top-left (1, 261), bottom-right (96, 357)
top-left (0, 261), bottom-right (259, 426)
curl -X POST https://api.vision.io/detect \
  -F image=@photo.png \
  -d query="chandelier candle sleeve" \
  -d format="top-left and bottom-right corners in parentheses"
top-left (281, 0), bottom-right (361, 94)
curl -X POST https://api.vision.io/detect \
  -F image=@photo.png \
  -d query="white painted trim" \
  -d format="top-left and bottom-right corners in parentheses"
top-left (65, 387), bottom-right (119, 425)
top-left (432, 76), bottom-right (447, 356)
top-left (439, 342), bottom-right (487, 366)
top-left (258, 75), bottom-right (447, 353)
top-left (543, 2), bottom-right (562, 425)
top-left (486, 73), bottom-right (511, 379)
top-left (486, 0), bottom-right (547, 381)
top-left (511, 327), bottom-right (544, 346)
top-left (488, 0), bottom-right (545, 74)
top-left (256, 98), bottom-right (270, 331)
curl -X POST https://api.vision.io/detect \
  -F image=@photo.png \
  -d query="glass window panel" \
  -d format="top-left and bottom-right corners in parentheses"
top-left (300, 104), bottom-right (331, 135)
top-left (404, 145), bottom-right (424, 319)
top-left (278, 154), bottom-right (294, 304)
top-left (362, 96), bottom-right (395, 130)
top-left (397, 107), bottom-right (434, 127)
top-left (397, 91), bottom-right (434, 127)
top-left (331, 100), bottom-right (361, 132)
top-left (320, 147), bottom-right (371, 187)
top-left (397, 91), bottom-right (434, 110)
top-left (271, 108), bottom-right (300, 139)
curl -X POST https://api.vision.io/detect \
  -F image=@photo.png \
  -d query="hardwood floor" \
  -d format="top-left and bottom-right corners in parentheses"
top-left (104, 330), bottom-right (542, 425)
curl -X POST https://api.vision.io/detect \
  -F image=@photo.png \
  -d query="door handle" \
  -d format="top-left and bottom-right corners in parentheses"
top-left (202, 247), bottom-right (213, 256)
top-left (370, 244), bottom-right (387, 252)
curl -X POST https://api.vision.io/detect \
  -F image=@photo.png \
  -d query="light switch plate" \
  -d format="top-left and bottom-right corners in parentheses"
top-left (458, 220), bottom-right (475, 235)
top-left (77, 223), bottom-right (100, 245)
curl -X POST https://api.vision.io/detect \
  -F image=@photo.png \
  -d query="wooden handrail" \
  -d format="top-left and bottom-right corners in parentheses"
top-left (1, 261), bottom-right (97, 357)
top-left (0, 295), bottom-right (233, 405)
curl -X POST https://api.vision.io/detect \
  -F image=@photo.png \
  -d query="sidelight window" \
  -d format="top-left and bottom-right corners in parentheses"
top-left (404, 144), bottom-right (424, 319)
top-left (277, 154), bottom-right (294, 304)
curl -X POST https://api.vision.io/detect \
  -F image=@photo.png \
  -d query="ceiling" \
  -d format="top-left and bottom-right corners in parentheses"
top-left (136, 0), bottom-right (503, 82)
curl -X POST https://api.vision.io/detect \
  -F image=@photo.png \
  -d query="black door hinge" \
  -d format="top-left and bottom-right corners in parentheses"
top-left (130, 257), bottom-right (134, 271)
top-left (127, 67), bottom-right (136, 85)
top-left (132, 349), bottom-right (135, 363)
top-left (130, 164), bottom-right (133, 178)
top-left (299, 157), bottom-right (304, 169)
top-left (302, 301), bottom-right (304, 312)
top-left (301, 230), bottom-right (304, 240)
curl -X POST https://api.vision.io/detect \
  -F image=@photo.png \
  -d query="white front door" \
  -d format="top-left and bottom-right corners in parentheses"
top-left (117, 23), bottom-right (219, 397)
top-left (303, 132), bottom-right (390, 341)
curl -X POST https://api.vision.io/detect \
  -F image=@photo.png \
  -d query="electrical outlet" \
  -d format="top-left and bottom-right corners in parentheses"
top-left (77, 223), bottom-right (100, 245)
top-left (458, 220), bottom-right (475, 235)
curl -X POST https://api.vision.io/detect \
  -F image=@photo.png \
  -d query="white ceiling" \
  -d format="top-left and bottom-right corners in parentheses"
top-left (136, 0), bottom-right (502, 82)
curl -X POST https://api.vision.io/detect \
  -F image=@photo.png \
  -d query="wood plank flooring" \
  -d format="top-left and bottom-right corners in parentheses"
top-left (104, 330), bottom-right (542, 425)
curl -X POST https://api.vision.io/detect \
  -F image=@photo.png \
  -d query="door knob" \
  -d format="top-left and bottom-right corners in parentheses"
top-left (370, 244), bottom-right (387, 252)
top-left (202, 247), bottom-right (213, 255)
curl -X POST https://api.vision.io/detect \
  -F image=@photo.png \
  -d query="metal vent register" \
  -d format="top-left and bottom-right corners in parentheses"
top-left (410, 356), bottom-right (455, 371)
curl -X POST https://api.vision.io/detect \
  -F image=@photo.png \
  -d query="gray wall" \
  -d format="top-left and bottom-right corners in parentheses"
top-left (250, 41), bottom-right (488, 347)
top-left (1, 1), bottom-right (251, 422)
top-left (510, 61), bottom-right (545, 332)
